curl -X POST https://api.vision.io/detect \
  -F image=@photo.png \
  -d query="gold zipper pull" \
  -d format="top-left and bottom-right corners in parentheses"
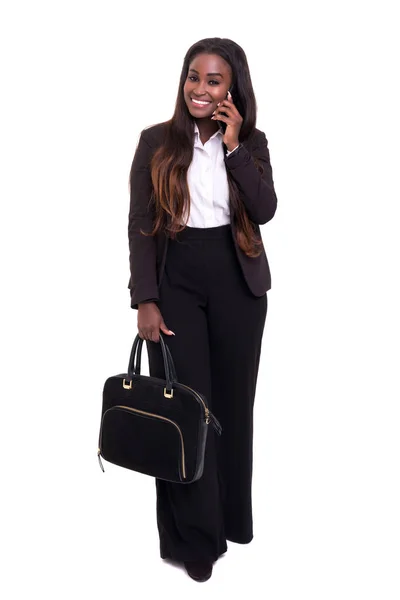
top-left (97, 449), bottom-right (105, 472)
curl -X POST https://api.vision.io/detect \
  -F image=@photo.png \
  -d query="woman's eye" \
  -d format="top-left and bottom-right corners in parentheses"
top-left (187, 76), bottom-right (219, 85)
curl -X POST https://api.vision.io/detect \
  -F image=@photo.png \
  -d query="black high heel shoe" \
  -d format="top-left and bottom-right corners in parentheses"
top-left (183, 560), bottom-right (213, 582)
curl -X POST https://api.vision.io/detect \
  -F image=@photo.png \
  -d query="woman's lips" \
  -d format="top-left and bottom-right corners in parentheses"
top-left (190, 98), bottom-right (212, 109)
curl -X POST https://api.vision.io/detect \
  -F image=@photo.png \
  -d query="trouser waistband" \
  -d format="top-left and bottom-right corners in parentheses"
top-left (172, 224), bottom-right (231, 241)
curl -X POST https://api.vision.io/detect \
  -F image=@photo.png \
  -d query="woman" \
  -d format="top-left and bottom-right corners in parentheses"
top-left (127, 37), bottom-right (278, 582)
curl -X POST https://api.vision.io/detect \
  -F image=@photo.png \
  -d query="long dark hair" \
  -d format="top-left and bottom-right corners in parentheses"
top-left (142, 37), bottom-right (264, 257)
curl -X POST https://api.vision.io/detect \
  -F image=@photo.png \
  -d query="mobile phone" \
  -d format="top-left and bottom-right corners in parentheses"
top-left (218, 87), bottom-right (233, 133)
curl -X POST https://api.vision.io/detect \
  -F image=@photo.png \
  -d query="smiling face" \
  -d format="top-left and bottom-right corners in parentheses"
top-left (183, 53), bottom-right (233, 119)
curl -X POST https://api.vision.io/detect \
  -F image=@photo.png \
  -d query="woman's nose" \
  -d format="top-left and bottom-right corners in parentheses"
top-left (193, 85), bottom-right (207, 96)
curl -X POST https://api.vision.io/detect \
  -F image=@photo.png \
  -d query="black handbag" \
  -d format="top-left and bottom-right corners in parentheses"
top-left (97, 333), bottom-right (222, 483)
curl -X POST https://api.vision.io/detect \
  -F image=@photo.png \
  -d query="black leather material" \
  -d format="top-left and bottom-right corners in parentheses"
top-left (97, 333), bottom-right (222, 483)
top-left (132, 336), bottom-right (177, 385)
top-left (184, 560), bottom-right (213, 581)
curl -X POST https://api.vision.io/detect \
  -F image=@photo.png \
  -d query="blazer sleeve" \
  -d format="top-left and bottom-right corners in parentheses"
top-left (127, 130), bottom-right (159, 310)
top-left (224, 131), bottom-right (278, 225)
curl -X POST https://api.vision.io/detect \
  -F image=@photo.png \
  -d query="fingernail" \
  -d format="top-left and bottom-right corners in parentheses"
top-left (212, 110), bottom-right (215, 115)
top-left (217, 102), bottom-right (221, 106)
top-left (170, 331), bottom-right (175, 335)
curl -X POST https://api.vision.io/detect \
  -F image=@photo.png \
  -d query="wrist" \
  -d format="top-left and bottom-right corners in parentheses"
top-left (226, 141), bottom-right (240, 152)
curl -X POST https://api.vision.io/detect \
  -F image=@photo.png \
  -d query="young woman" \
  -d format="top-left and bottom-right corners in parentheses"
top-left (127, 37), bottom-right (278, 582)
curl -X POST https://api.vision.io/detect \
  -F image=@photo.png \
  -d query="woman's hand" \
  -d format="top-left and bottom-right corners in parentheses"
top-left (137, 302), bottom-right (175, 343)
top-left (211, 90), bottom-right (243, 150)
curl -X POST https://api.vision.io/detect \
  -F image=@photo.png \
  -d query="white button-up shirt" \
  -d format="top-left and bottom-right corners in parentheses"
top-left (183, 121), bottom-right (233, 228)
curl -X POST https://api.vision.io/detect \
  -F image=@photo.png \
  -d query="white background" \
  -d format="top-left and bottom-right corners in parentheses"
top-left (1, 1), bottom-right (399, 598)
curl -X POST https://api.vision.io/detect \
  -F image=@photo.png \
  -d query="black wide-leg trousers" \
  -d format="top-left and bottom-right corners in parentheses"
top-left (146, 224), bottom-right (268, 562)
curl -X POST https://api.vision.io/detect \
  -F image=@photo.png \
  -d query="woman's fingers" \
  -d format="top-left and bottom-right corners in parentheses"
top-left (137, 303), bottom-right (174, 343)
top-left (212, 97), bottom-right (243, 130)
top-left (160, 320), bottom-right (175, 336)
top-left (138, 303), bottom-right (161, 341)
top-left (138, 325), bottom-right (174, 343)
top-left (214, 98), bottom-right (240, 115)
top-left (212, 113), bottom-right (228, 122)
top-left (212, 103), bottom-right (233, 118)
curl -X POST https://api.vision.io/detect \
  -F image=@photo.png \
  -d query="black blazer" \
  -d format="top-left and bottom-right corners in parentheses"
top-left (128, 121), bottom-right (278, 309)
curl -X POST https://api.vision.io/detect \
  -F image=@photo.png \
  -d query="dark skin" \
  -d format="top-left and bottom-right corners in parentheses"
top-left (138, 53), bottom-right (243, 342)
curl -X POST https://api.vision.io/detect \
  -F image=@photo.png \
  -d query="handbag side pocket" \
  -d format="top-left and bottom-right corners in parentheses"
top-left (99, 405), bottom-right (186, 482)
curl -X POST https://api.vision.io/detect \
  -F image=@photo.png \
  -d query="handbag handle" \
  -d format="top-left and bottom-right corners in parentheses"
top-left (126, 333), bottom-right (176, 395)
top-left (134, 334), bottom-right (177, 382)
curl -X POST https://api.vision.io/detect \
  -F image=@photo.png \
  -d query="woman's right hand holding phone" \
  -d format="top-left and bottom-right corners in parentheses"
top-left (137, 302), bottom-right (175, 343)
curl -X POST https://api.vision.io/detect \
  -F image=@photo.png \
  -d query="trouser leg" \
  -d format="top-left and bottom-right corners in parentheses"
top-left (205, 231), bottom-right (268, 543)
top-left (146, 236), bottom-right (227, 562)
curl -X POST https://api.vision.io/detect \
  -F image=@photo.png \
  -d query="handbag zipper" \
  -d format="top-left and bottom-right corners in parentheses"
top-left (115, 374), bottom-right (221, 433)
top-left (118, 374), bottom-right (211, 424)
top-left (98, 405), bottom-right (186, 479)
top-left (175, 383), bottom-right (221, 435)
top-left (176, 383), bottom-right (211, 423)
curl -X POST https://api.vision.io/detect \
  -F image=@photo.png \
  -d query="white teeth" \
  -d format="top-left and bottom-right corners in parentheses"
top-left (191, 98), bottom-right (211, 105)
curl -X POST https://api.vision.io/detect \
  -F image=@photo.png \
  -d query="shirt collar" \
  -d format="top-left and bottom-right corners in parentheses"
top-left (193, 120), bottom-right (223, 143)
